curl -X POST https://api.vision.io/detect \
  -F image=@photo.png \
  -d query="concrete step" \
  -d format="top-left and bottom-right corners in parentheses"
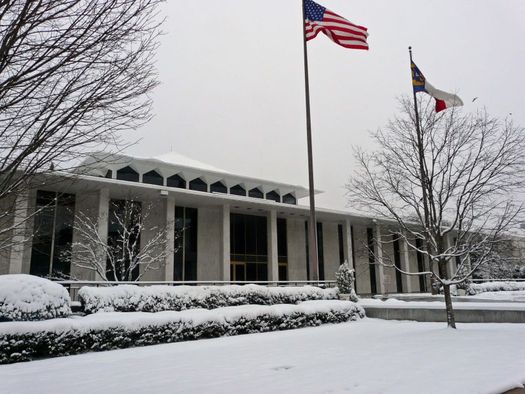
top-left (363, 305), bottom-right (525, 323)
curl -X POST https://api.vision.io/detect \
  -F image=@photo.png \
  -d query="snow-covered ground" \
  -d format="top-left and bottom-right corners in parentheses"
top-left (1, 318), bottom-right (523, 394)
top-left (470, 290), bottom-right (525, 302)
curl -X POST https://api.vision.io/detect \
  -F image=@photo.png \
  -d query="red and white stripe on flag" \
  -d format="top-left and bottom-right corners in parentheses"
top-left (305, 9), bottom-right (368, 50)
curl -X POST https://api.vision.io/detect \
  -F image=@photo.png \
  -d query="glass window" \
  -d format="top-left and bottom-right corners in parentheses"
top-left (416, 238), bottom-right (427, 292)
top-left (230, 213), bottom-right (268, 281)
top-left (143, 170), bottom-right (163, 186)
top-left (367, 228), bottom-right (377, 294)
top-left (174, 206), bottom-right (198, 281)
top-left (107, 200), bottom-right (142, 281)
top-left (30, 191), bottom-right (75, 278)
top-left (116, 166), bottom-right (139, 182)
top-left (277, 218), bottom-right (288, 281)
top-left (393, 236), bottom-right (403, 293)
top-left (304, 221), bottom-right (325, 281)
top-left (230, 184), bottom-right (246, 196)
top-left (210, 181), bottom-right (227, 194)
top-left (338, 224), bottom-right (344, 264)
top-left (266, 190), bottom-right (280, 203)
top-left (248, 188), bottom-right (263, 199)
top-left (189, 178), bottom-right (207, 192)
top-left (282, 193), bottom-right (296, 205)
top-left (317, 222), bottom-right (324, 281)
top-left (167, 174), bottom-right (186, 189)
top-left (105, 170), bottom-right (113, 179)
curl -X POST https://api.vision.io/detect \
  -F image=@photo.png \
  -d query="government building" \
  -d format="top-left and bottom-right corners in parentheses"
top-left (0, 152), bottom-right (462, 295)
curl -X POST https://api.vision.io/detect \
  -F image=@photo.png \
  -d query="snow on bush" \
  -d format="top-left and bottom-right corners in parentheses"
top-left (0, 300), bottom-right (364, 364)
top-left (78, 284), bottom-right (339, 314)
top-left (467, 281), bottom-right (525, 295)
top-left (0, 275), bottom-right (71, 321)
top-left (335, 261), bottom-right (358, 301)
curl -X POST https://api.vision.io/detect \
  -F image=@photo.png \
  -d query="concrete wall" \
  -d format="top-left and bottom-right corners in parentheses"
top-left (287, 218), bottom-right (307, 281)
top-left (353, 224), bottom-right (371, 294)
top-left (197, 207), bottom-right (223, 281)
top-left (322, 222), bottom-right (340, 280)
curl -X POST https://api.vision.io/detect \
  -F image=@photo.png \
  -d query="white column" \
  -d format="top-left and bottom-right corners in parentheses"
top-left (95, 188), bottom-right (110, 281)
top-left (164, 195), bottom-right (175, 281)
top-left (342, 219), bottom-right (354, 268)
top-left (374, 223), bottom-right (386, 294)
top-left (221, 204), bottom-right (230, 281)
top-left (8, 191), bottom-right (31, 274)
top-left (401, 235), bottom-right (414, 293)
top-left (267, 210), bottom-right (279, 281)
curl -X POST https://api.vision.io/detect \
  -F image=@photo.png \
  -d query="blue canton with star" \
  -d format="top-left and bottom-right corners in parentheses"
top-left (305, 0), bottom-right (326, 21)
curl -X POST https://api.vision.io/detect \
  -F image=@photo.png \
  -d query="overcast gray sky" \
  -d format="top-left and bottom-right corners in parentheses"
top-left (126, 0), bottom-right (525, 211)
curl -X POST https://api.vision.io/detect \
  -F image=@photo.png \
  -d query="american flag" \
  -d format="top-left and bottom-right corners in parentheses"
top-left (304, 0), bottom-right (368, 50)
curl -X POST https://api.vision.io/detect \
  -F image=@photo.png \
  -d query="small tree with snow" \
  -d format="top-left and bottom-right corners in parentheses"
top-left (335, 261), bottom-right (358, 302)
top-left (65, 199), bottom-right (181, 281)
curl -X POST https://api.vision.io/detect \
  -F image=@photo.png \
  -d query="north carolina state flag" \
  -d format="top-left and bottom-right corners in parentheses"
top-left (411, 61), bottom-right (463, 113)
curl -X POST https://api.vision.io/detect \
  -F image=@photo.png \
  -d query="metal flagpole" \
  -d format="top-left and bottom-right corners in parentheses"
top-left (302, 0), bottom-right (319, 281)
top-left (409, 46), bottom-right (435, 293)
top-left (408, 46), bottom-right (430, 231)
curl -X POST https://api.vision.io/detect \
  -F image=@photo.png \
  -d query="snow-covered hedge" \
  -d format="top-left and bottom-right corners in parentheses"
top-left (0, 300), bottom-right (364, 364)
top-left (79, 284), bottom-right (339, 314)
top-left (0, 275), bottom-right (71, 321)
top-left (467, 281), bottom-right (525, 295)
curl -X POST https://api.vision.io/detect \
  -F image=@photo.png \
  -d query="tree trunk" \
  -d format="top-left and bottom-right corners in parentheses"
top-left (442, 283), bottom-right (457, 329)
top-left (438, 259), bottom-right (456, 328)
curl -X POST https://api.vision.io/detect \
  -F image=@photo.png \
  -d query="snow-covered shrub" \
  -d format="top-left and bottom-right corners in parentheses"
top-left (467, 281), bottom-right (525, 295)
top-left (78, 284), bottom-right (339, 314)
top-left (0, 275), bottom-right (71, 321)
top-left (335, 261), bottom-right (358, 301)
top-left (0, 301), bottom-right (365, 364)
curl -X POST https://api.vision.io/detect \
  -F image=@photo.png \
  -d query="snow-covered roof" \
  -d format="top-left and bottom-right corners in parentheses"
top-left (76, 151), bottom-right (319, 201)
top-left (153, 152), bottom-right (227, 173)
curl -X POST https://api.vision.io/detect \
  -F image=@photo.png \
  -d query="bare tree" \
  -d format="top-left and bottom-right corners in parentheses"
top-left (0, 0), bottom-right (163, 245)
top-left (65, 199), bottom-right (179, 282)
top-left (347, 96), bottom-right (525, 328)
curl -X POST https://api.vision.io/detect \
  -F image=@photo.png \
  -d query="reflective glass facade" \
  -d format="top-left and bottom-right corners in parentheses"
top-left (277, 218), bottom-right (288, 280)
top-left (116, 166), bottom-right (139, 182)
top-left (143, 170), bottom-right (163, 186)
top-left (167, 174), bottom-right (186, 189)
top-left (210, 181), bottom-right (227, 194)
top-left (174, 206), bottom-right (198, 281)
top-left (107, 200), bottom-right (141, 281)
top-left (230, 213), bottom-right (267, 281)
top-left (189, 178), bottom-right (207, 192)
top-left (30, 191), bottom-right (75, 277)
top-left (304, 221), bottom-right (325, 280)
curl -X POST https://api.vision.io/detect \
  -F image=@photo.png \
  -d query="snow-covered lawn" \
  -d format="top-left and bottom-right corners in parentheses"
top-left (471, 290), bottom-right (525, 302)
top-left (1, 319), bottom-right (524, 394)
